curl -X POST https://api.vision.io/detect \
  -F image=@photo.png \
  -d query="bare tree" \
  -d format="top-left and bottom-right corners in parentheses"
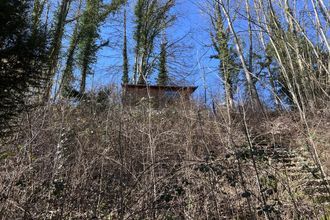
top-left (218, 0), bottom-right (261, 111)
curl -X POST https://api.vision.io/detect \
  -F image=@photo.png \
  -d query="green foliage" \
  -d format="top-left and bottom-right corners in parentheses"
top-left (61, 20), bottom-right (80, 98)
top-left (134, 0), bottom-right (175, 84)
top-left (77, 0), bottom-right (100, 93)
top-left (157, 40), bottom-right (168, 85)
top-left (210, 5), bottom-right (240, 106)
top-left (122, 7), bottom-right (129, 84)
top-left (78, 0), bottom-right (125, 93)
top-left (0, 0), bottom-right (48, 137)
top-left (122, 45), bottom-right (129, 84)
top-left (44, 0), bottom-right (71, 101)
top-left (32, 0), bottom-right (47, 31)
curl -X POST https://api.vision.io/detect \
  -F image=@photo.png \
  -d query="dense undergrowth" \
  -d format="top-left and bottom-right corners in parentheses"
top-left (0, 92), bottom-right (329, 219)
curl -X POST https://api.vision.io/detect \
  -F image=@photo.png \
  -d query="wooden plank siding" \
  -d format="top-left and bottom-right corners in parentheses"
top-left (122, 84), bottom-right (197, 108)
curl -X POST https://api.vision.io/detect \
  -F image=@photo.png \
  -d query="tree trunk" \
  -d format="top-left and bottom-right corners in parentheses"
top-left (122, 5), bottom-right (129, 84)
top-left (219, 0), bottom-right (260, 110)
top-left (44, 0), bottom-right (71, 102)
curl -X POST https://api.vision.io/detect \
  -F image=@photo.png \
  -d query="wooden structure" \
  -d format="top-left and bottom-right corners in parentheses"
top-left (122, 84), bottom-right (198, 108)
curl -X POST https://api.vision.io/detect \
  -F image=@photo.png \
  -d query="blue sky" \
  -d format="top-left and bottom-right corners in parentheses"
top-left (53, 0), bottom-right (329, 106)
top-left (85, 0), bottom-right (225, 103)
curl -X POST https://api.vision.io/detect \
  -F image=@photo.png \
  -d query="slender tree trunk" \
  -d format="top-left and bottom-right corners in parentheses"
top-left (253, 0), bottom-right (282, 110)
top-left (210, 0), bottom-right (234, 113)
top-left (245, 0), bottom-right (264, 113)
top-left (59, 0), bottom-right (83, 98)
top-left (157, 27), bottom-right (168, 85)
top-left (262, 4), bottom-right (304, 116)
top-left (133, 54), bottom-right (139, 84)
top-left (122, 5), bottom-right (129, 84)
top-left (219, 0), bottom-right (260, 110)
top-left (44, 0), bottom-right (71, 102)
top-left (316, 0), bottom-right (330, 24)
top-left (79, 53), bottom-right (90, 94)
top-left (284, 0), bottom-right (310, 111)
top-left (311, 0), bottom-right (330, 53)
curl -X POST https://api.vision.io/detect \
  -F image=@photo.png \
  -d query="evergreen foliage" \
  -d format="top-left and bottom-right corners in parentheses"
top-left (78, 0), bottom-right (125, 94)
top-left (78, 0), bottom-right (101, 94)
top-left (44, 0), bottom-right (71, 101)
top-left (210, 2), bottom-right (239, 109)
top-left (133, 0), bottom-right (175, 84)
top-left (157, 40), bottom-right (168, 85)
top-left (0, 0), bottom-right (48, 136)
top-left (1, 0), bottom-right (330, 218)
top-left (61, 19), bottom-right (81, 98)
top-left (122, 6), bottom-right (129, 84)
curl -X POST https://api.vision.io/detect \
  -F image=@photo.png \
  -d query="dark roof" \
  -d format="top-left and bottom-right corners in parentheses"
top-left (122, 84), bottom-right (198, 92)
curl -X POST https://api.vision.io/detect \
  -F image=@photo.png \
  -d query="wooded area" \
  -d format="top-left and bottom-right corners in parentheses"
top-left (0, 0), bottom-right (329, 219)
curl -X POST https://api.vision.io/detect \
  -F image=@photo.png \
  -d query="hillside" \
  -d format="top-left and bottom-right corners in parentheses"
top-left (0, 95), bottom-right (329, 219)
top-left (1, 0), bottom-right (330, 219)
